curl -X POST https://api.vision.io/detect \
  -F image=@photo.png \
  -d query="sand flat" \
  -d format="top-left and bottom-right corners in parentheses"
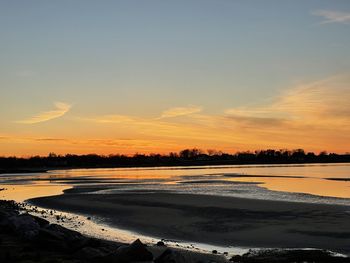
top-left (30, 190), bottom-right (350, 254)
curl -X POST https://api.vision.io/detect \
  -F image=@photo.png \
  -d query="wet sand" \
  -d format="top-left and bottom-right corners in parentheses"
top-left (29, 188), bottom-right (350, 255)
top-left (0, 200), bottom-right (228, 263)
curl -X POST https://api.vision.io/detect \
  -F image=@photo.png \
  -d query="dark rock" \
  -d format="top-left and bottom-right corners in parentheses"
top-left (0, 210), bottom-right (13, 229)
top-left (157, 241), bottom-right (166, 246)
top-left (31, 215), bottom-right (49, 227)
top-left (155, 248), bottom-right (187, 263)
top-left (0, 209), bottom-right (17, 219)
top-left (87, 216), bottom-right (91, 220)
top-left (239, 249), bottom-right (350, 263)
top-left (114, 239), bottom-right (153, 262)
top-left (0, 200), bottom-right (21, 212)
top-left (35, 223), bottom-right (88, 251)
top-left (35, 228), bottom-right (67, 250)
top-left (212, 250), bottom-right (218, 254)
top-left (229, 255), bottom-right (242, 262)
top-left (10, 214), bottom-right (40, 239)
top-left (86, 237), bottom-right (103, 248)
top-left (75, 246), bottom-right (107, 260)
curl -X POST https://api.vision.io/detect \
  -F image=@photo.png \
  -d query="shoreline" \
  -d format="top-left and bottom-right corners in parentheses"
top-left (1, 200), bottom-right (349, 263)
top-left (0, 200), bottom-right (228, 263)
top-left (1, 161), bottom-right (350, 174)
top-left (29, 189), bottom-right (350, 255)
top-left (2, 163), bottom-right (350, 262)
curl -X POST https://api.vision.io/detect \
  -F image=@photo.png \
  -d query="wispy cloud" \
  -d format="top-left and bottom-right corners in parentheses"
top-left (82, 115), bottom-right (134, 123)
top-left (16, 102), bottom-right (72, 124)
top-left (76, 76), bottom-right (350, 153)
top-left (225, 74), bottom-right (350, 130)
top-left (34, 138), bottom-right (66, 142)
top-left (159, 105), bottom-right (202, 118)
top-left (15, 77), bottom-right (346, 155)
top-left (312, 10), bottom-right (350, 24)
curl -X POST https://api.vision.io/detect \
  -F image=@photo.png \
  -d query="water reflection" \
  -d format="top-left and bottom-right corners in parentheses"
top-left (0, 163), bottom-right (349, 204)
top-left (0, 182), bottom-right (68, 202)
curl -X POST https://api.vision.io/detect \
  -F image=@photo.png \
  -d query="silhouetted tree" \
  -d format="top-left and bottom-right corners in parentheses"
top-left (1, 148), bottom-right (349, 172)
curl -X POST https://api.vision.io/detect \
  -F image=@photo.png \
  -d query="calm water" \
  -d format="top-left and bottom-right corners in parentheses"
top-left (1, 163), bottom-right (350, 205)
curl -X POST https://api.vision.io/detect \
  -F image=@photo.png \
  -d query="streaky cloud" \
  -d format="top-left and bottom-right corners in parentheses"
top-left (160, 105), bottom-right (202, 118)
top-left (68, 76), bottom-right (350, 153)
top-left (225, 74), bottom-right (350, 128)
top-left (35, 138), bottom-right (66, 142)
top-left (82, 115), bottom-right (134, 123)
top-left (16, 102), bottom-right (71, 124)
top-left (2, 135), bottom-right (173, 149)
top-left (312, 10), bottom-right (350, 25)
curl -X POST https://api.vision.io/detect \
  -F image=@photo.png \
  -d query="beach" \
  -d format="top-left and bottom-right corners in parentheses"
top-left (2, 164), bottom-right (350, 262)
top-left (30, 188), bottom-right (350, 255)
top-left (3, 200), bottom-right (349, 263)
top-left (0, 200), bottom-right (230, 263)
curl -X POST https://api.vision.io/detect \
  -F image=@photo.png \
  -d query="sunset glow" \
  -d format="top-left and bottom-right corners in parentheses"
top-left (1, 1), bottom-right (349, 156)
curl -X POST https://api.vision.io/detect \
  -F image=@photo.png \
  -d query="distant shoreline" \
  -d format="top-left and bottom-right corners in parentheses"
top-left (1, 160), bottom-right (350, 174)
top-left (1, 149), bottom-right (350, 174)
top-left (0, 168), bottom-right (49, 174)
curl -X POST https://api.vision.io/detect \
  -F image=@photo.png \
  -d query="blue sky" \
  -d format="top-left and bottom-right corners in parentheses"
top-left (1, 1), bottom-right (350, 155)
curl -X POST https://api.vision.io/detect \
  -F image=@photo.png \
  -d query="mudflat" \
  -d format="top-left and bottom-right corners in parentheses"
top-left (30, 189), bottom-right (350, 254)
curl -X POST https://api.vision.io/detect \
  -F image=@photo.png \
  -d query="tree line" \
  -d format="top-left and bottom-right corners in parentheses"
top-left (1, 148), bottom-right (350, 172)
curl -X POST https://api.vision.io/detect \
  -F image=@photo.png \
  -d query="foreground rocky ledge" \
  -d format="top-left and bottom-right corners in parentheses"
top-left (0, 200), bottom-right (349, 263)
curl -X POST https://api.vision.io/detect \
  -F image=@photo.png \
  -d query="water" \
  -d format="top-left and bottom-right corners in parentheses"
top-left (1, 163), bottom-right (349, 205)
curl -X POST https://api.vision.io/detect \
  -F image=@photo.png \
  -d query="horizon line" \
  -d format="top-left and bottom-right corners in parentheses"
top-left (2, 148), bottom-right (349, 159)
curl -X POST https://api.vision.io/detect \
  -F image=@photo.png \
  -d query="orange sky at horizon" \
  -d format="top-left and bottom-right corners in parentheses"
top-left (1, 75), bottom-right (350, 157)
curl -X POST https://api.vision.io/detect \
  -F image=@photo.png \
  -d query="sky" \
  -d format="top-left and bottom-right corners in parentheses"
top-left (1, 0), bottom-right (350, 156)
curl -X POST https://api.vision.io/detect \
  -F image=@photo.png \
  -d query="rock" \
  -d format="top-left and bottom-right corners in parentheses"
top-left (229, 255), bottom-right (242, 262)
top-left (212, 250), bottom-right (218, 254)
top-left (239, 249), bottom-right (350, 263)
top-left (35, 228), bottom-right (67, 250)
top-left (9, 214), bottom-right (40, 240)
top-left (31, 215), bottom-right (49, 227)
top-left (114, 239), bottom-right (153, 262)
top-left (0, 200), bottom-right (20, 212)
top-left (155, 248), bottom-right (187, 263)
top-left (87, 216), bottom-right (91, 220)
top-left (35, 223), bottom-right (88, 251)
top-left (0, 210), bottom-right (13, 229)
top-left (75, 246), bottom-right (107, 260)
top-left (157, 241), bottom-right (166, 246)
top-left (86, 237), bottom-right (103, 248)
